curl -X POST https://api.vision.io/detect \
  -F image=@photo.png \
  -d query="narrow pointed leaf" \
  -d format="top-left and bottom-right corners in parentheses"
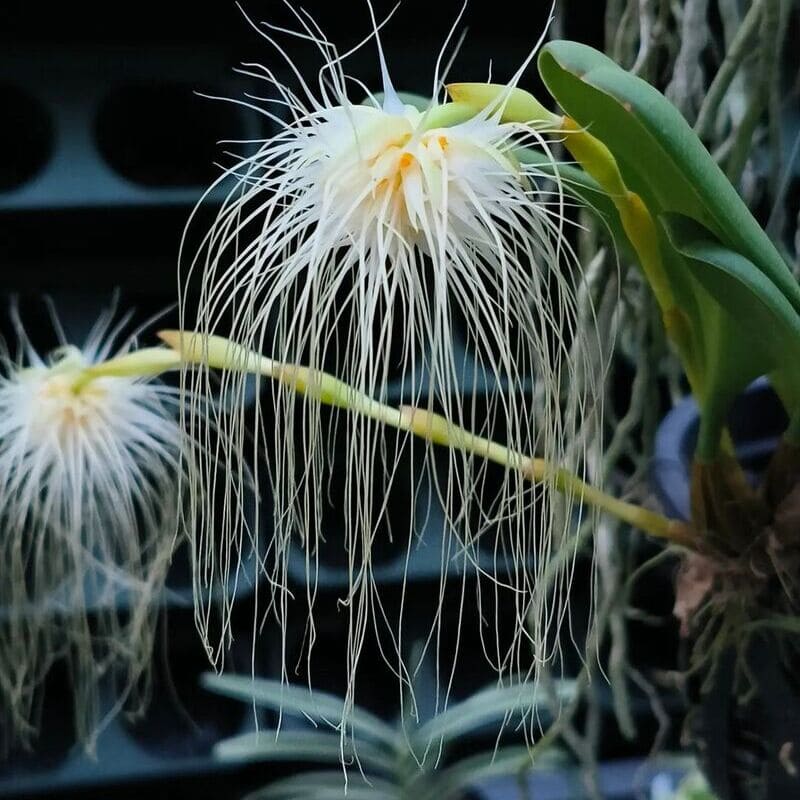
top-left (214, 729), bottom-right (394, 773)
top-left (202, 674), bottom-right (397, 747)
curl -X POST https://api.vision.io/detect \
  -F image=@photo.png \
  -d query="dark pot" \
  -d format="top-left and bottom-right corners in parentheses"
top-left (651, 378), bottom-right (786, 520)
top-left (685, 631), bottom-right (800, 800)
top-left (652, 379), bottom-right (800, 800)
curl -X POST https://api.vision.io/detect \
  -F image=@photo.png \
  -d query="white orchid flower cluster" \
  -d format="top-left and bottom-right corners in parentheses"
top-left (0, 302), bottom-right (187, 750)
top-left (179, 3), bottom-right (604, 732)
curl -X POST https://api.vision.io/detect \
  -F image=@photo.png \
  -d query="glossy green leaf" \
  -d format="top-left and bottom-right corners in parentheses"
top-left (537, 40), bottom-right (800, 315)
top-left (664, 216), bottom-right (800, 360)
top-left (662, 238), bottom-right (763, 457)
top-left (663, 214), bottom-right (800, 431)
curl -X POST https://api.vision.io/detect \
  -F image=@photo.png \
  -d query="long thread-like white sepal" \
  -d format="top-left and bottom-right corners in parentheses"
top-left (181, 6), bottom-right (605, 750)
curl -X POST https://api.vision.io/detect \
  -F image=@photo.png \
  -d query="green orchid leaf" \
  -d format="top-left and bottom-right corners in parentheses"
top-left (537, 40), bottom-right (800, 316)
top-left (214, 729), bottom-right (395, 773)
top-left (202, 673), bottom-right (397, 748)
top-left (662, 238), bottom-right (763, 458)
top-left (415, 679), bottom-right (576, 745)
top-left (663, 214), bottom-right (800, 424)
top-left (415, 745), bottom-right (568, 800)
top-left (663, 215), bottom-right (800, 361)
top-left (536, 40), bottom-right (800, 454)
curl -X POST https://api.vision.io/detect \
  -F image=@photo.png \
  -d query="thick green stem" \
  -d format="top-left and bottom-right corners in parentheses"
top-left (69, 348), bottom-right (182, 393)
top-left (399, 407), bottom-right (693, 546)
top-left (161, 330), bottom-right (694, 548)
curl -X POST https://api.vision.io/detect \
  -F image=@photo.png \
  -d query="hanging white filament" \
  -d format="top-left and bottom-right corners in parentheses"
top-left (182, 4), bottom-right (602, 740)
top-left (0, 305), bottom-right (188, 751)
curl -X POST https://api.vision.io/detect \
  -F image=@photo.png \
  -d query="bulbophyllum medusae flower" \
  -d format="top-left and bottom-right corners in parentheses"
top-left (0, 302), bottom-right (189, 751)
top-left (182, 4), bottom-right (603, 721)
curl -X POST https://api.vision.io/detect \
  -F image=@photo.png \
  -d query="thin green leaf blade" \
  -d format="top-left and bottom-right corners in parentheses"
top-left (213, 729), bottom-right (394, 774)
top-left (202, 673), bottom-right (396, 747)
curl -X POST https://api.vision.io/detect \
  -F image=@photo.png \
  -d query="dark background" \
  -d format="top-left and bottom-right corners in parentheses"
top-left (0, 4), bottom-right (668, 800)
top-left (0, 0), bottom-right (605, 294)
